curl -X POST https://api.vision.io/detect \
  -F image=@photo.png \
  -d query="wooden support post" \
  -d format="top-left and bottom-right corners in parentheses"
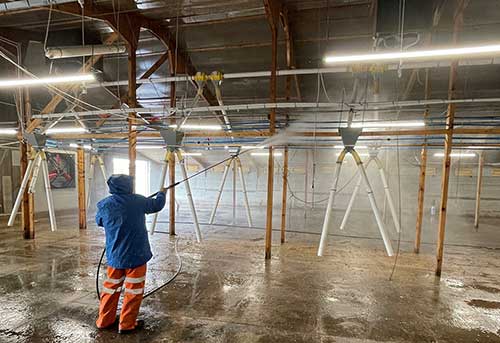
top-left (436, 0), bottom-right (467, 277)
top-left (474, 152), bottom-right (485, 229)
top-left (21, 88), bottom-right (34, 239)
top-left (280, 147), bottom-right (288, 244)
top-left (169, 151), bottom-right (176, 236)
top-left (169, 80), bottom-right (177, 236)
top-left (414, 69), bottom-right (431, 254)
top-left (77, 148), bottom-right (86, 230)
top-left (128, 45), bottom-right (138, 186)
top-left (264, 4), bottom-right (279, 259)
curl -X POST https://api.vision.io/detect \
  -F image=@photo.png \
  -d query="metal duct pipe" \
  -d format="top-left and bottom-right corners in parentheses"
top-left (45, 45), bottom-right (126, 59)
top-left (30, 97), bottom-right (500, 119)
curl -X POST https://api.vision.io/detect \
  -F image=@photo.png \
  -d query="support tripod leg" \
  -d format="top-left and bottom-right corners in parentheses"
top-left (27, 153), bottom-right (42, 194)
top-left (8, 156), bottom-right (36, 226)
top-left (97, 156), bottom-right (107, 181)
top-left (150, 151), bottom-right (169, 235)
top-left (176, 151), bottom-right (202, 242)
top-left (374, 157), bottom-right (401, 233)
top-left (40, 152), bottom-right (57, 231)
top-left (87, 156), bottom-right (96, 209)
top-left (318, 149), bottom-right (347, 256)
top-left (353, 151), bottom-right (393, 256)
top-left (339, 158), bottom-right (372, 231)
top-left (209, 159), bottom-right (231, 224)
top-left (236, 158), bottom-right (253, 227)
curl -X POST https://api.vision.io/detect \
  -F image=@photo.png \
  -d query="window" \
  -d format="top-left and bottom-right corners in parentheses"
top-left (112, 158), bottom-right (150, 196)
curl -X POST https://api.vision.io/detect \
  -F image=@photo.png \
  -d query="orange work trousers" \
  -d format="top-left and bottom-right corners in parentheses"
top-left (96, 264), bottom-right (147, 331)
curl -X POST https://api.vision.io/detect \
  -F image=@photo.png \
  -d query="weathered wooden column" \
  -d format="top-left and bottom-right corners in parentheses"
top-left (21, 88), bottom-right (34, 239)
top-left (128, 43), bottom-right (138, 186)
top-left (474, 152), bottom-right (485, 229)
top-left (436, 0), bottom-right (467, 276)
top-left (414, 69), bottom-right (430, 254)
top-left (264, 0), bottom-right (279, 259)
top-left (168, 57), bottom-right (177, 235)
top-left (77, 147), bottom-right (86, 230)
top-left (280, 147), bottom-right (288, 244)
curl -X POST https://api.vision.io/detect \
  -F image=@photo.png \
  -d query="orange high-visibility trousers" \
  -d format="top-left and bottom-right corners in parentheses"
top-left (96, 264), bottom-right (147, 331)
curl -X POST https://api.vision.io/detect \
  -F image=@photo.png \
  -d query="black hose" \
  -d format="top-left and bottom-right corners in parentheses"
top-left (96, 238), bottom-right (182, 300)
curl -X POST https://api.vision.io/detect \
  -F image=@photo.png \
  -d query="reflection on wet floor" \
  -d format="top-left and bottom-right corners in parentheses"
top-left (0, 212), bottom-right (500, 342)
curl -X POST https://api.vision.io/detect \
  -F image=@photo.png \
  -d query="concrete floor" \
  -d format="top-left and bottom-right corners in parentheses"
top-left (1, 210), bottom-right (500, 342)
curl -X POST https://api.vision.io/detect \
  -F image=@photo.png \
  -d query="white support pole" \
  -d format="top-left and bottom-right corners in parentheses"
top-left (318, 149), bottom-right (347, 256)
top-left (40, 152), bottom-right (57, 231)
top-left (474, 152), bottom-right (485, 229)
top-left (353, 151), bottom-right (393, 256)
top-left (150, 152), bottom-right (169, 235)
top-left (27, 153), bottom-right (42, 194)
top-left (236, 158), bottom-right (253, 227)
top-left (8, 157), bottom-right (35, 226)
top-left (232, 157), bottom-right (236, 224)
top-left (374, 157), bottom-right (401, 233)
top-left (209, 160), bottom-right (231, 224)
top-left (339, 158), bottom-right (373, 231)
top-left (86, 155), bottom-right (96, 209)
top-left (176, 151), bottom-right (202, 242)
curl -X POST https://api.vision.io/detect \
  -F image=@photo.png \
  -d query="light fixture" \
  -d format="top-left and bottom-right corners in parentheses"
top-left (334, 145), bottom-right (368, 149)
top-left (46, 127), bottom-right (88, 134)
top-left (183, 152), bottom-right (203, 156)
top-left (466, 146), bottom-right (499, 150)
top-left (70, 143), bottom-right (92, 150)
top-left (0, 128), bottom-right (18, 135)
top-left (433, 152), bottom-right (476, 158)
top-left (251, 152), bottom-right (283, 157)
top-left (324, 44), bottom-right (500, 64)
top-left (136, 145), bottom-right (165, 150)
top-left (168, 124), bottom-right (222, 131)
top-left (0, 74), bottom-right (95, 88)
top-left (242, 145), bottom-right (265, 150)
top-left (350, 121), bottom-right (425, 128)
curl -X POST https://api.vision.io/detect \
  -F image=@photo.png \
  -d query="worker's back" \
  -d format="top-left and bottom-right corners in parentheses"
top-left (96, 174), bottom-right (166, 269)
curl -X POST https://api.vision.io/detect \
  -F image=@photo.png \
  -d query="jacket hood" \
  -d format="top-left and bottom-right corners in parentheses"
top-left (107, 174), bottom-right (133, 194)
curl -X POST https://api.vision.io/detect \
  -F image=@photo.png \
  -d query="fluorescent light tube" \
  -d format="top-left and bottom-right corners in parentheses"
top-left (137, 145), bottom-right (165, 150)
top-left (70, 143), bottom-right (92, 150)
top-left (0, 128), bottom-right (18, 135)
top-left (242, 145), bottom-right (265, 150)
top-left (433, 152), bottom-right (476, 158)
top-left (46, 127), bottom-right (87, 134)
top-left (169, 124), bottom-right (222, 130)
top-left (324, 44), bottom-right (500, 64)
top-left (350, 121), bottom-right (425, 128)
top-left (0, 74), bottom-right (95, 88)
top-left (466, 146), bottom-right (498, 149)
top-left (183, 152), bottom-right (203, 156)
top-left (251, 152), bottom-right (283, 157)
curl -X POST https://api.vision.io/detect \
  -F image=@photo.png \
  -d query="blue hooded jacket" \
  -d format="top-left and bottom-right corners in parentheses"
top-left (96, 174), bottom-right (166, 269)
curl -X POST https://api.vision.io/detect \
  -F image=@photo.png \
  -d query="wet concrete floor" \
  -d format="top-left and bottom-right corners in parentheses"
top-left (0, 212), bottom-right (500, 342)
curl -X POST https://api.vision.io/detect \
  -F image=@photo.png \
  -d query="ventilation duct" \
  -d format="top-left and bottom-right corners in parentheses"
top-left (45, 44), bottom-right (126, 59)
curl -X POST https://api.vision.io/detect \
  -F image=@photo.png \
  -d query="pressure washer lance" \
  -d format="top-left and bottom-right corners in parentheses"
top-left (95, 148), bottom-right (254, 299)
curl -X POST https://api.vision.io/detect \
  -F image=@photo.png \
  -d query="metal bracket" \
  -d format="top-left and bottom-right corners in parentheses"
top-left (23, 132), bottom-right (47, 149)
top-left (339, 127), bottom-right (362, 150)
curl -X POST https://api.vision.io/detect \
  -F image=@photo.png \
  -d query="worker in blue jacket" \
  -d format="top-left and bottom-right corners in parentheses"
top-left (95, 174), bottom-right (166, 334)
